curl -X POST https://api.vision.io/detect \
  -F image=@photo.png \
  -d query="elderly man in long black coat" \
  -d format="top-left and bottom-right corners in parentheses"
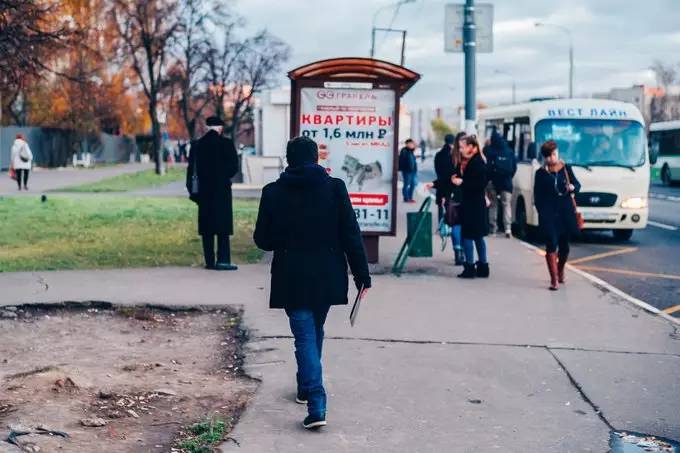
top-left (186, 116), bottom-right (239, 270)
top-left (253, 136), bottom-right (371, 430)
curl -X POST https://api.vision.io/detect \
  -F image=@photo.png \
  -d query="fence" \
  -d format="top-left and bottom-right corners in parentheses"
top-left (0, 127), bottom-right (137, 170)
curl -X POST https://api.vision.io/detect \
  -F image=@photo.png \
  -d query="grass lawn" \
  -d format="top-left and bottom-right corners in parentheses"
top-left (57, 166), bottom-right (187, 192)
top-left (0, 195), bottom-right (262, 271)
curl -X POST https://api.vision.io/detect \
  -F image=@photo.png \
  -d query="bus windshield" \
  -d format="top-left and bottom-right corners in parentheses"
top-left (535, 119), bottom-right (646, 168)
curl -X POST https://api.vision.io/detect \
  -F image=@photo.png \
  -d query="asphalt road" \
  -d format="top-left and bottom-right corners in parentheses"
top-left (418, 159), bottom-right (680, 318)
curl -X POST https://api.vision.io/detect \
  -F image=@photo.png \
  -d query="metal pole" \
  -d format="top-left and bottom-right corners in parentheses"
top-left (370, 27), bottom-right (376, 58)
top-left (568, 43), bottom-right (574, 98)
top-left (400, 30), bottom-right (407, 66)
top-left (512, 81), bottom-right (516, 104)
top-left (463, 0), bottom-right (476, 134)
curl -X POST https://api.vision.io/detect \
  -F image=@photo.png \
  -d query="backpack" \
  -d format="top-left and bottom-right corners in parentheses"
top-left (493, 150), bottom-right (514, 177)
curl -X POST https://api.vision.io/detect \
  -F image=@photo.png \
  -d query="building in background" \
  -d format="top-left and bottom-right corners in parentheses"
top-left (593, 84), bottom-right (680, 125)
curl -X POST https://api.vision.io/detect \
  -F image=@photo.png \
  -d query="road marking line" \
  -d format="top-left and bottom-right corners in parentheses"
top-left (648, 220), bottom-right (679, 231)
top-left (516, 240), bottom-right (680, 326)
top-left (569, 247), bottom-right (638, 265)
top-left (663, 305), bottom-right (680, 315)
top-left (574, 265), bottom-right (680, 281)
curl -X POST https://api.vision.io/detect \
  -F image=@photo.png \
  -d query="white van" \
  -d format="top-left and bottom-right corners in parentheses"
top-left (649, 120), bottom-right (680, 186)
top-left (478, 99), bottom-right (649, 241)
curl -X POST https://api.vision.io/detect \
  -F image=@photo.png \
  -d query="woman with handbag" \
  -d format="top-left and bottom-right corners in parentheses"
top-left (435, 132), bottom-right (466, 265)
top-left (10, 134), bottom-right (33, 191)
top-left (534, 140), bottom-right (582, 291)
top-left (453, 135), bottom-right (490, 279)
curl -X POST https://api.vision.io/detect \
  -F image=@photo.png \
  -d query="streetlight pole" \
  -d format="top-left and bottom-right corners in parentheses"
top-left (370, 0), bottom-right (415, 59)
top-left (535, 22), bottom-right (573, 98)
top-left (463, 0), bottom-right (476, 134)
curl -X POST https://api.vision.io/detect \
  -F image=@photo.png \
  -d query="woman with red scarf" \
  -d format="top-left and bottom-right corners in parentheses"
top-left (452, 135), bottom-right (490, 279)
top-left (534, 140), bottom-right (581, 290)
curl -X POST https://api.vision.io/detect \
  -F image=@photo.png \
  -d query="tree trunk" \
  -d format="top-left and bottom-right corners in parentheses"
top-left (149, 100), bottom-right (164, 175)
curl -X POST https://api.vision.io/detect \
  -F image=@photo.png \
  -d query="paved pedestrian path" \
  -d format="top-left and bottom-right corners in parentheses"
top-left (1, 199), bottom-right (678, 452)
top-left (0, 163), bottom-right (152, 195)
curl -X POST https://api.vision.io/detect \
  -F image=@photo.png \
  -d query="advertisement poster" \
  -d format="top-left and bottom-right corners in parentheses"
top-left (300, 86), bottom-right (396, 233)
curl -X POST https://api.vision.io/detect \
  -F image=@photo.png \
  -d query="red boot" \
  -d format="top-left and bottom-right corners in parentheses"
top-left (545, 253), bottom-right (559, 291)
top-left (558, 252), bottom-right (568, 284)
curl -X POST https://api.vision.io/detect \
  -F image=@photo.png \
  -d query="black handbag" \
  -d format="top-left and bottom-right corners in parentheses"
top-left (445, 199), bottom-right (462, 226)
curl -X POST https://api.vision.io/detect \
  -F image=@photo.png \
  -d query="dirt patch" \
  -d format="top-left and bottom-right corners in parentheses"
top-left (0, 303), bottom-right (257, 452)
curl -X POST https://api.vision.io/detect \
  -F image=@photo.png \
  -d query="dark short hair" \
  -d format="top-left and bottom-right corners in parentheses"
top-left (540, 140), bottom-right (558, 158)
top-left (444, 134), bottom-right (455, 145)
top-left (405, 138), bottom-right (415, 144)
top-left (286, 136), bottom-right (318, 167)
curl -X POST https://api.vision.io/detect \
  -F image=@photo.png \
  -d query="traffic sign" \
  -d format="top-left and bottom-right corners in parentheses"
top-left (444, 3), bottom-right (494, 53)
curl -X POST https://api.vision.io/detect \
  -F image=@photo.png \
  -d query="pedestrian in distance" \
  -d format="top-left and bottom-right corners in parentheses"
top-left (10, 134), bottom-right (33, 191)
top-left (434, 132), bottom-right (465, 265)
top-left (398, 138), bottom-right (418, 203)
top-left (253, 136), bottom-right (371, 430)
top-left (484, 130), bottom-right (517, 238)
top-left (534, 140), bottom-right (581, 290)
top-left (420, 138), bottom-right (427, 162)
top-left (185, 116), bottom-right (239, 271)
top-left (453, 135), bottom-right (490, 279)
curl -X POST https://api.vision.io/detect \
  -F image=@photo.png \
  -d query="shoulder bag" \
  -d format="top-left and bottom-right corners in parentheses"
top-left (564, 166), bottom-right (584, 230)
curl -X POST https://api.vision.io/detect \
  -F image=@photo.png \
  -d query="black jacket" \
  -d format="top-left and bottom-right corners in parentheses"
top-left (434, 145), bottom-right (456, 201)
top-left (484, 131), bottom-right (517, 193)
top-left (460, 153), bottom-right (489, 239)
top-left (253, 164), bottom-right (371, 310)
top-left (398, 147), bottom-right (417, 173)
top-left (185, 130), bottom-right (239, 235)
top-left (534, 163), bottom-right (582, 239)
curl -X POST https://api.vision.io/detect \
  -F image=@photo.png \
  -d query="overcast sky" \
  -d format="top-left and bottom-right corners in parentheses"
top-left (234, 0), bottom-right (680, 109)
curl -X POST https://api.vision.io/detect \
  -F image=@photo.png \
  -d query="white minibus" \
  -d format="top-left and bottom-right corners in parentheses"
top-left (478, 99), bottom-right (649, 241)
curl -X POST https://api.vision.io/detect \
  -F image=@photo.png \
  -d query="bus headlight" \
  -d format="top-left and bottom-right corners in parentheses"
top-left (621, 197), bottom-right (647, 209)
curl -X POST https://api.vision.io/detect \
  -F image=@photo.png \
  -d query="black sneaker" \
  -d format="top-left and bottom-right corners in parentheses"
top-left (303, 414), bottom-right (327, 429)
top-left (295, 394), bottom-right (307, 404)
top-left (215, 262), bottom-right (238, 271)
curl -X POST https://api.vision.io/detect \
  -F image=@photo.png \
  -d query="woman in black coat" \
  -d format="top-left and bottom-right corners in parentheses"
top-left (452, 135), bottom-right (489, 279)
top-left (534, 140), bottom-right (582, 290)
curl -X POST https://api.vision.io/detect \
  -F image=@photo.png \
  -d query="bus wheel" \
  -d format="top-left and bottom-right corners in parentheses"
top-left (613, 229), bottom-right (633, 241)
top-left (513, 199), bottom-right (529, 240)
top-left (661, 165), bottom-right (672, 186)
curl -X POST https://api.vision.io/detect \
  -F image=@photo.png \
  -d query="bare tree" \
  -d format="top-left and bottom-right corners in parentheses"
top-left (169, 0), bottom-right (230, 140)
top-left (206, 26), bottom-right (290, 142)
top-left (650, 60), bottom-right (680, 122)
top-left (0, 0), bottom-right (74, 123)
top-left (110, 0), bottom-right (180, 174)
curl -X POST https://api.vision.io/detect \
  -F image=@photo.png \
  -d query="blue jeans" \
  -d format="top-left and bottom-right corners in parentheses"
top-left (451, 224), bottom-right (462, 249)
top-left (463, 237), bottom-right (487, 264)
top-left (285, 305), bottom-right (330, 418)
top-left (401, 171), bottom-right (417, 201)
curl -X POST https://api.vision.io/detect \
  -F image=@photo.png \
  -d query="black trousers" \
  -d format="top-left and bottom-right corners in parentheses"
top-left (546, 232), bottom-right (570, 256)
top-left (15, 169), bottom-right (29, 188)
top-left (201, 234), bottom-right (231, 267)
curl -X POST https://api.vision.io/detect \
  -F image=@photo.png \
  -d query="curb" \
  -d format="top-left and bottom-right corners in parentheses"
top-left (517, 240), bottom-right (680, 327)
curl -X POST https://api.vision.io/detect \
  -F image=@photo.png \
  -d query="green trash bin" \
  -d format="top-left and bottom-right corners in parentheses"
top-left (406, 211), bottom-right (433, 257)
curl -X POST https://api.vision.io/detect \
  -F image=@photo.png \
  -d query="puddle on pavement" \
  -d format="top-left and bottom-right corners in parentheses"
top-left (610, 431), bottom-right (680, 452)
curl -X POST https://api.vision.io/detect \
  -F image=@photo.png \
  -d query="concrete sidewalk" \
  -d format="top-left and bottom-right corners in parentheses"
top-left (0, 163), bottom-right (152, 195)
top-left (1, 200), bottom-right (679, 452)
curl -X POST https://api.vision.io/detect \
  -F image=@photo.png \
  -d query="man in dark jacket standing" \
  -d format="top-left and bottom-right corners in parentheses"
top-left (254, 136), bottom-right (371, 430)
top-left (186, 116), bottom-right (239, 270)
top-left (398, 138), bottom-right (418, 203)
top-left (433, 134), bottom-right (456, 222)
top-left (484, 130), bottom-right (517, 238)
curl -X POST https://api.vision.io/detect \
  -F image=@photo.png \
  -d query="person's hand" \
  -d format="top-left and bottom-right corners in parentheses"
top-left (360, 287), bottom-right (369, 300)
top-left (451, 176), bottom-right (463, 186)
top-left (568, 184), bottom-right (575, 192)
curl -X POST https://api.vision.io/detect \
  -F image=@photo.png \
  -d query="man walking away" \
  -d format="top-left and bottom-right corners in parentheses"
top-left (254, 136), bottom-right (371, 429)
top-left (398, 138), bottom-right (418, 203)
top-left (186, 116), bottom-right (239, 270)
top-left (484, 130), bottom-right (517, 237)
top-left (11, 134), bottom-right (33, 191)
